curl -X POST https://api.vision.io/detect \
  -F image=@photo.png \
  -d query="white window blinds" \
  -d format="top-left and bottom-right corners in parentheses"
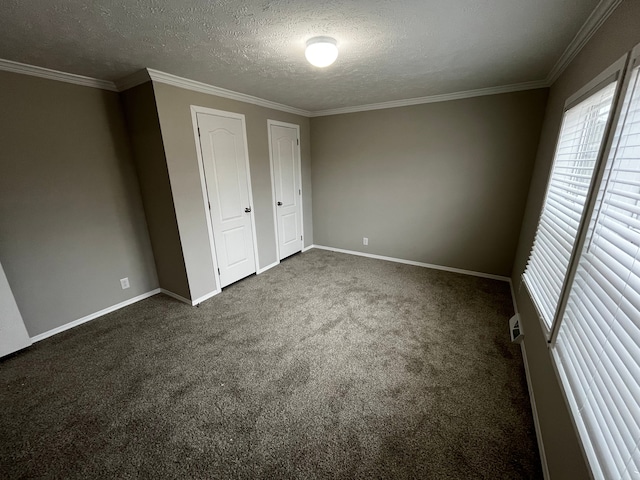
top-left (523, 81), bottom-right (618, 328)
top-left (554, 64), bottom-right (640, 480)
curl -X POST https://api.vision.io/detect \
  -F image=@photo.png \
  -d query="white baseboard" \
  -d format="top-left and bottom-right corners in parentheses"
top-left (30, 289), bottom-right (161, 343)
top-left (302, 244), bottom-right (314, 253)
top-left (191, 289), bottom-right (219, 305)
top-left (513, 286), bottom-right (549, 479)
top-left (160, 288), bottom-right (192, 305)
top-left (257, 260), bottom-right (279, 274)
top-left (308, 245), bottom-right (510, 282)
top-left (520, 341), bottom-right (550, 480)
top-left (509, 278), bottom-right (519, 315)
top-left (161, 288), bottom-right (219, 306)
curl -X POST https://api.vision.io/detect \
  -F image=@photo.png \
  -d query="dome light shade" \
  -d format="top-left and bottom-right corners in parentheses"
top-left (305, 37), bottom-right (338, 68)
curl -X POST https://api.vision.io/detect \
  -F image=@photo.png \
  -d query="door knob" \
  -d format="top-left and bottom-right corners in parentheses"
top-left (245, 207), bottom-right (252, 213)
top-left (277, 201), bottom-right (283, 206)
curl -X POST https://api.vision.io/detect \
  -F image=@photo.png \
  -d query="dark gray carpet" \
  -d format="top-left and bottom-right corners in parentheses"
top-left (1, 249), bottom-right (542, 479)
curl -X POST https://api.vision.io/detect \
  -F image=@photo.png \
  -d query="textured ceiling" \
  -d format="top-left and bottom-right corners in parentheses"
top-left (0, 0), bottom-right (600, 111)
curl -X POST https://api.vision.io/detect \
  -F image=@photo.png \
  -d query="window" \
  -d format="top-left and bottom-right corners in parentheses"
top-left (523, 79), bottom-right (617, 329)
top-left (523, 48), bottom-right (640, 480)
top-left (554, 60), bottom-right (640, 480)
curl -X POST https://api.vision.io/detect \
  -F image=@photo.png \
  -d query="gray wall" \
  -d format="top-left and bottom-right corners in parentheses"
top-left (152, 82), bottom-right (313, 300)
top-left (310, 90), bottom-right (548, 277)
top-left (0, 71), bottom-right (158, 337)
top-left (121, 82), bottom-right (190, 299)
top-left (511, 1), bottom-right (640, 478)
top-left (0, 259), bottom-right (31, 356)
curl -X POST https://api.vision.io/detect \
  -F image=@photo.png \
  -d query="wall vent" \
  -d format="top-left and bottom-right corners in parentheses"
top-left (509, 314), bottom-right (524, 343)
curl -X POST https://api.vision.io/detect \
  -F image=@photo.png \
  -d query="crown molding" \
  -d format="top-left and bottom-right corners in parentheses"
top-left (310, 0), bottom-right (620, 117)
top-left (114, 68), bottom-right (152, 91)
top-left (309, 80), bottom-right (550, 117)
top-left (546, 0), bottom-right (623, 84)
top-left (0, 56), bottom-right (548, 117)
top-left (0, 0), bottom-right (619, 116)
top-left (0, 58), bottom-right (117, 91)
top-left (145, 68), bottom-right (312, 117)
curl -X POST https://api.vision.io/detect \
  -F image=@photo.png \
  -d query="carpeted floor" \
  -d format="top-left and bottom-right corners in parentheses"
top-left (1, 249), bottom-right (542, 479)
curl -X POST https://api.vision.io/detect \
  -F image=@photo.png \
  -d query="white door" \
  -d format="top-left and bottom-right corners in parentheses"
top-left (269, 123), bottom-right (303, 260)
top-left (0, 261), bottom-right (31, 357)
top-left (197, 112), bottom-right (257, 288)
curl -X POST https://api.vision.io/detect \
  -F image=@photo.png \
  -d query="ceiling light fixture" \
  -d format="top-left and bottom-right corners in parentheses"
top-left (305, 37), bottom-right (338, 68)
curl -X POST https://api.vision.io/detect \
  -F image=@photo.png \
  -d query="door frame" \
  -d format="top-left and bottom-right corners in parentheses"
top-left (267, 119), bottom-right (304, 261)
top-left (190, 105), bottom-right (261, 292)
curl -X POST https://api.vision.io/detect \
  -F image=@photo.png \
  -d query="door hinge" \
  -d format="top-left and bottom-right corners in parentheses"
top-left (198, 127), bottom-right (201, 137)
top-left (208, 201), bottom-right (211, 210)
top-left (217, 268), bottom-right (220, 275)
top-left (301, 235), bottom-right (303, 240)
top-left (299, 189), bottom-right (301, 195)
top-left (297, 138), bottom-right (299, 145)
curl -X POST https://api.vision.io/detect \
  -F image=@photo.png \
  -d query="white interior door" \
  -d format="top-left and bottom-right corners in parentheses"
top-left (197, 111), bottom-right (256, 288)
top-left (0, 261), bottom-right (31, 357)
top-left (269, 123), bottom-right (303, 260)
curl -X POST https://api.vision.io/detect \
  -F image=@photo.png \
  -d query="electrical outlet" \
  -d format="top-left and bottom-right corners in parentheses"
top-left (120, 277), bottom-right (130, 289)
top-left (363, 237), bottom-right (369, 246)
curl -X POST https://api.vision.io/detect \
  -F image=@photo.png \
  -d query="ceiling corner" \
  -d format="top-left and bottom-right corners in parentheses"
top-left (546, 0), bottom-right (623, 84)
top-left (115, 69), bottom-right (153, 92)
